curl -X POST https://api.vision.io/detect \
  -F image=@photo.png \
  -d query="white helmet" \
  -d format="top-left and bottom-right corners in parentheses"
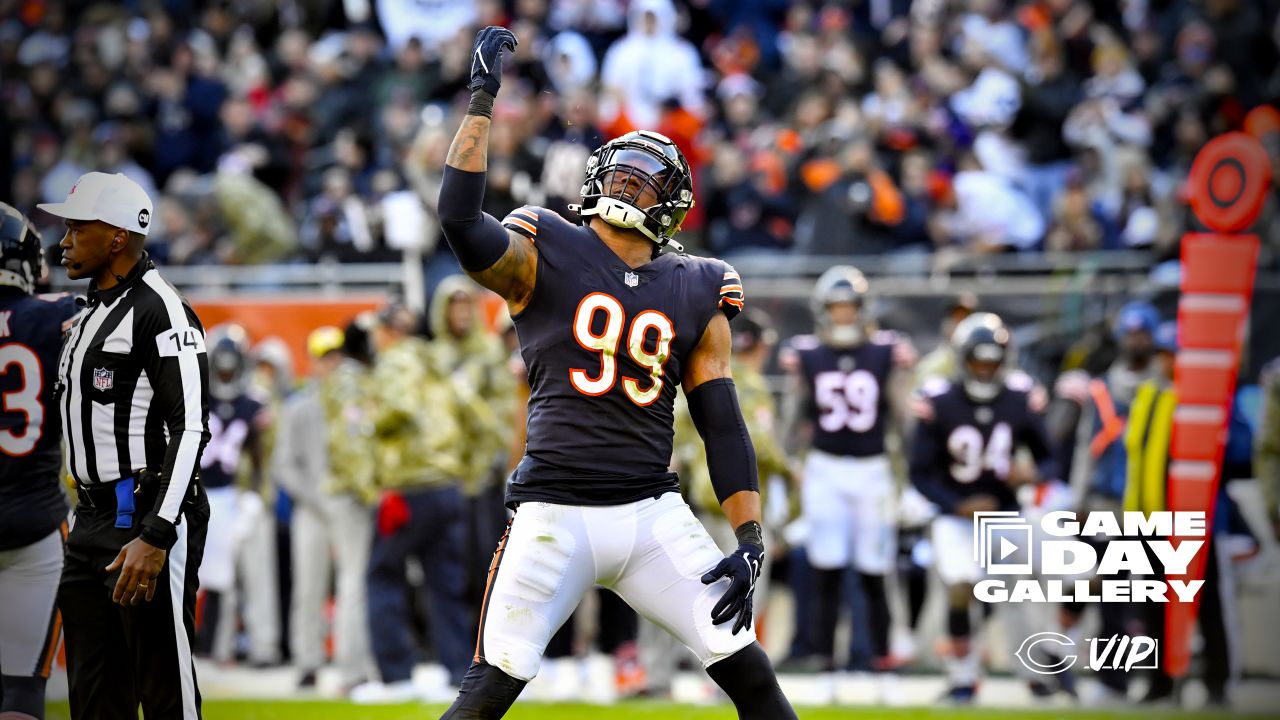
top-left (951, 312), bottom-right (1011, 402)
top-left (811, 265), bottom-right (870, 348)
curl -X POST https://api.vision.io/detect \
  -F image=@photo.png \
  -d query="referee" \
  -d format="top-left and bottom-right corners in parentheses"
top-left (38, 172), bottom-right (211, 719)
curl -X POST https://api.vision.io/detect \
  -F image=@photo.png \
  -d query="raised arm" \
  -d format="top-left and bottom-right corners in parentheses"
top-left (437, 27), bottom-right (537, 316)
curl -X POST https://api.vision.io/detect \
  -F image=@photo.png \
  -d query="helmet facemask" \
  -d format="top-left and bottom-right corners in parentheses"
top-left (576, 132), bottom-right (693, 253)
top-left (961, 343), bottom-right (1007, 402)
top-left (207, 325), bottom-right (251, 401)
top-left (0, 205), bottom-right (42, 294)
top-left (823, 299), bottom-right (864, 347)
top-left (811, 265), bottom-right (870, 348)
top-left (951, 312), bottom-right (1011, 402)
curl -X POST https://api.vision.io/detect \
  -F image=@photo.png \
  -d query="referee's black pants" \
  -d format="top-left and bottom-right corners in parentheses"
top-left (58, 480), bottom-right (209, 720)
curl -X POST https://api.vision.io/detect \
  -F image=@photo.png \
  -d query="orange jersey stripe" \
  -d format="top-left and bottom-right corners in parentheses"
top-left (473, 523), bottom-right (512, 663)
top-left (39, 612), bottom-right (62, 678)
top-left (505, 217), bottom-right (537, 236)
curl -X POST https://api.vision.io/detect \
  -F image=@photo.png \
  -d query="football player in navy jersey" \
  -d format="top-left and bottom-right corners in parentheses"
top-left (780, 265), bottom-right (914, 676)
top-left (0, 203), bottom-right (80, 720)
top-left (434, 26), bottom-right (796, 719)
top-left (909, 313), bottom-right (1056, 703)
top-left (194, 324), bottom-right (270, 662)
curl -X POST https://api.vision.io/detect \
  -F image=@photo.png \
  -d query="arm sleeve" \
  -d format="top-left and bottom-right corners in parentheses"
top-left (140, 304), bottom-right (211, 549)
top-left (687, 378), bottom-right (759, 504)
top-left (437, 166), bottom-right (515, 272)
top-left (909, 417), bottom-right (962, 513)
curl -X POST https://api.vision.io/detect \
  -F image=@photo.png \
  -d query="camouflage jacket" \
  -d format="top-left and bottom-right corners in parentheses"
top-left (370, 337), bottom-right (468, 490)
top-left (677, 361), bottom-right (790, 517)
top-left (320, 359), bottom-right (379, 504)
top-left (428, 276), bottom-right (515, 493)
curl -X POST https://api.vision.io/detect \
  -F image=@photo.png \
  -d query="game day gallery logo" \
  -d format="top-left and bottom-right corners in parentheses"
top-left (972, 511), bottom-right (1207, 603)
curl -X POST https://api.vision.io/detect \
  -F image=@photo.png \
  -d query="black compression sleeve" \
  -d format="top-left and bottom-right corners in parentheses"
top-left (438, 166), bottom-right (512, 272)
top-left (687, 378), bottom-right (759, 504)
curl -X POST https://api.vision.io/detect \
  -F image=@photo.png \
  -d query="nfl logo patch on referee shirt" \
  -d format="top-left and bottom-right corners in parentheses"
top-left (93, 367), bottom-right (114, 391)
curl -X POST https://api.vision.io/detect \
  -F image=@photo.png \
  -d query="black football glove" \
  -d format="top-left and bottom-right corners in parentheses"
top-left (701, 540), bottom-right (763, 635)
top-left (469, 25), bottom-right (518, 98)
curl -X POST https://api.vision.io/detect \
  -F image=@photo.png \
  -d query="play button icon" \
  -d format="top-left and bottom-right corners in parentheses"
top-left (977, 515), bottom-right (1034, 574)
top-left (1000, 536), bottom-right (1019, 561)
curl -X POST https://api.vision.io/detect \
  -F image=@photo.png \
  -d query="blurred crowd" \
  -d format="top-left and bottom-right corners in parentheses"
top-left (5, 0), bottom-right (1280, 273)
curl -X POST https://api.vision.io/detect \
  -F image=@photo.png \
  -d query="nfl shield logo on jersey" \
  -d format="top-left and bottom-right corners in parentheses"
top-left (93, 367), bottom-right (114, 391)
top-left (624, 271), bottom-right (639, 287)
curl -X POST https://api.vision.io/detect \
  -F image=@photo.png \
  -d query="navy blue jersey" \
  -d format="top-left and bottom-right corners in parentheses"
top-left (787, 333), bottom-right (897, 457)
top-left (0, 291), bottom-right (81, 549)
top-left (503, 206), bottom-right (742, 506)
top-left (200, 392), bottom-right (264, 489)
top-left (908, 373), bottom-right (1056, 514)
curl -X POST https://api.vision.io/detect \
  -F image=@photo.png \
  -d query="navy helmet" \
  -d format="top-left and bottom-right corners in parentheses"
top-left (0, 202), bottom-right (43, 294)
top-left (951, 312), bottom-right (1011, 402)
top-left (575, 130), bottom-right (694, 252)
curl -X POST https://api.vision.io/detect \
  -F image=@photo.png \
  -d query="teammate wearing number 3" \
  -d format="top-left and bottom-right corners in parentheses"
top-left (779, 265), bottom-right (915, 674)
top-left (435, 26), bottom-right (796, 719)
top-left (0, 203), bottom-right (79, 720)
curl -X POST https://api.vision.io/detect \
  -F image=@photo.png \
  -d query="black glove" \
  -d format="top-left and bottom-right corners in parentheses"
top-left (701, 537), bottom-right (764, 635)
top-left (469, 25), bottom-right (518, 98)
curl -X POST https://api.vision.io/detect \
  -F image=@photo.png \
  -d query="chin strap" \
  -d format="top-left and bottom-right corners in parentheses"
top-left (575, 202), bottom-right (684, 254)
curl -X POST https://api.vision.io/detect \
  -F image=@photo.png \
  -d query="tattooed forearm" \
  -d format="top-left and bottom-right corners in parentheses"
top-left (469, 230), bottom-right (538, 315)
top-left (446, 115), bottom-right (490, 172)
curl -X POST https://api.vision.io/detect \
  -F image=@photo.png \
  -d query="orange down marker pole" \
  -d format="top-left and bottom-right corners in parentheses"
top-left (1165, 132), bottom-right (1271, 677)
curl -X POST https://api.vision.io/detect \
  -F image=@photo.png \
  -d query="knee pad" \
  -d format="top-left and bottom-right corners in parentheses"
top-left (1, 675), bottom-right (46, 719)
top-left (439, 662), bottom-right (527, 720)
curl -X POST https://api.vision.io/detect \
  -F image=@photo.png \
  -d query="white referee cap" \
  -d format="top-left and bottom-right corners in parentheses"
top-left (37, 172), bottom-right (154, 236)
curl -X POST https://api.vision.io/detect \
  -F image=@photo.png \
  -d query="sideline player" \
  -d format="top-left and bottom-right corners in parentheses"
top-left (909, 313), bottom-right (1055, 703)
top-left (0, 203), bottom-right (79, 720)
top-left (195, 324), bottom-right (269, 662)
top-left (781, 265), bottom-right (914, 673)
top-left (435, 26), bottom-right (797, 719)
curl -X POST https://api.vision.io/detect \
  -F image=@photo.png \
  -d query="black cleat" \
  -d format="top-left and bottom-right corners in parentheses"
top-left (1028, 680), bottom-right (1055, 698)
top-left (298, 670), bottom-right (318, 689)
top-left (941, 685), bottom-right (977, 704)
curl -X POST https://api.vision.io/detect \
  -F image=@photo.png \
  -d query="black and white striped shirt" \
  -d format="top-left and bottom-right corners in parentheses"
top-left (57, 254), bottom-right (210, 548)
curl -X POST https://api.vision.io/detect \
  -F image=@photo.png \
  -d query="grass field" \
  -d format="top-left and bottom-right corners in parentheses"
top-left (44, 702), bottom-right (1254, 719)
